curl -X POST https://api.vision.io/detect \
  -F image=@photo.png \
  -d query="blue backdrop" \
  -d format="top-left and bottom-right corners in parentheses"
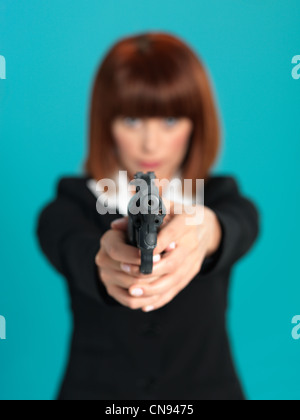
top-left (0, 0), bottom-right (299, 400)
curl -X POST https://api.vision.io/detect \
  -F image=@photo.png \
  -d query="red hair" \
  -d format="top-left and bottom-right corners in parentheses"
top-left (83, 32), bottom-right (222, 194)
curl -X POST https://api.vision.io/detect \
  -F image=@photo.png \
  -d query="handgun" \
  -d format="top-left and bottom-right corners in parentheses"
top-left (127, 171), bottom-right (167, 275)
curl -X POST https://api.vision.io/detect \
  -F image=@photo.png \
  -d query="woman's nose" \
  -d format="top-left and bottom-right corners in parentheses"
top-left (141, 125), bottom-right (160, 152)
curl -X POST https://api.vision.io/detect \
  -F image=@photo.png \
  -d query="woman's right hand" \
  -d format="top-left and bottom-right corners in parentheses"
top-left (95, 217), bottom-right (162, 310)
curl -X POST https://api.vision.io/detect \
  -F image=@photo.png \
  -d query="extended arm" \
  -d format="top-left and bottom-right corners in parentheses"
top-left (199, 176), bottom-right (260, 276)
top-left (36, 179), bottom-right (112, 305)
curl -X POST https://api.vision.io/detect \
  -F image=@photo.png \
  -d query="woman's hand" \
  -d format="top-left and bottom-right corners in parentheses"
top-left (109, 204), bottom-right (222, 312)
top-left (95, 219), bottom-right (163, 310)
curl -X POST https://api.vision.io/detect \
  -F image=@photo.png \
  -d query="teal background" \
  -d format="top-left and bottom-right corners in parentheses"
top-left (0, 0), bottom-right (299, 400)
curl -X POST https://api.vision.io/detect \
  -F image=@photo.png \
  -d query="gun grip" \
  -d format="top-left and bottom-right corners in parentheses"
top-left (140, 249), bottom-right (153, 274)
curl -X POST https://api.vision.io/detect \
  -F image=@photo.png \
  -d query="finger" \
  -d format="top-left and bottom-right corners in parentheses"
top-left (97, 252), bottom-right (141, 274)
top-left (141, 264), bottom-right (192, 312)
top-left (108, 284), bottom-right (160, 311)
top-left (100, 268), bottom-right (144, 289)
top-left (97, 251), bottom-right (145, 275)
top-left (102, 230), bottom-right (141, 265)
top-left (119, 253), bottom-right (162, 277)
top-left (95, 251), bottom-right (135, 274)
top-left (110, 217), bottom-right (129, 231)
top-left (140, 248), bottom-right (204, 311)
top-left (134, 242), bottom-right (189, 278)
top-left (164, 241), bottom-right (177, 252)
top-left (154, 215), bottom-right (191, 255)
top-left (129, 272), bottom-right (177, 298)
top-left (101, 267), bottom-right (162, 289)
top-left (141, 288), bottom-right (175, 312)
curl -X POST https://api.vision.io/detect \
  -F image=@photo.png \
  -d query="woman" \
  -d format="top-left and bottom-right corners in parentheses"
top-left (36, 32), bottom-right (260, 400)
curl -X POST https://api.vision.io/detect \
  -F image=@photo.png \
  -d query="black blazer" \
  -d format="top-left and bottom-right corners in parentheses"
top-left (35, 174), bottom-right (260, 400)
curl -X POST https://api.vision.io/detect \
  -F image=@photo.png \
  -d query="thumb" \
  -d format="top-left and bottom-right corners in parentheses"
top-left (111, 217), bottom-right (129, 231)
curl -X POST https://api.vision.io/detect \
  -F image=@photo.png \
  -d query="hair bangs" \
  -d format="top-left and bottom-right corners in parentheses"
top-left (108, 54), bottom-right (198, 120)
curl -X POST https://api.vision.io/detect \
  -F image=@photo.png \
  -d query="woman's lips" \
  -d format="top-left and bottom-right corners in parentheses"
top-left (139, 161), bottom-right (162, 169)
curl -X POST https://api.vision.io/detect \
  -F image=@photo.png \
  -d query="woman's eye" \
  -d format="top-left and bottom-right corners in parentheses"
top-left (163, 117), bottom-right (178, 127)
top-left (123, 117), bottom-right (142, 127)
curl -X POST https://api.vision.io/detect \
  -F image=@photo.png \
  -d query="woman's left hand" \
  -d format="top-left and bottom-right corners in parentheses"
top-left (112, 203), bottom-right (222, 312)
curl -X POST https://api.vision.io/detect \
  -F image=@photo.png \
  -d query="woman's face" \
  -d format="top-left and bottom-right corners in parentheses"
top-left (111, 116), bottom-right (193, 181)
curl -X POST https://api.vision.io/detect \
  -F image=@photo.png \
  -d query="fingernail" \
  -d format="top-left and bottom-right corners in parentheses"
top-left (121, 263), bottom-right (131, 273)
top-left (169, 242), bottom-right (176, 249)
top-left (130, 288), bottom-right (144, 297)
top-left (144, 305), bottom-right (154, 312)
top-left (153, 254), bottom-right (161, 263)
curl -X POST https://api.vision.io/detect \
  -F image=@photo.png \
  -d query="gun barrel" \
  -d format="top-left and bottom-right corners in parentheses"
top-left (128, 172), bottom-right (166, 274)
